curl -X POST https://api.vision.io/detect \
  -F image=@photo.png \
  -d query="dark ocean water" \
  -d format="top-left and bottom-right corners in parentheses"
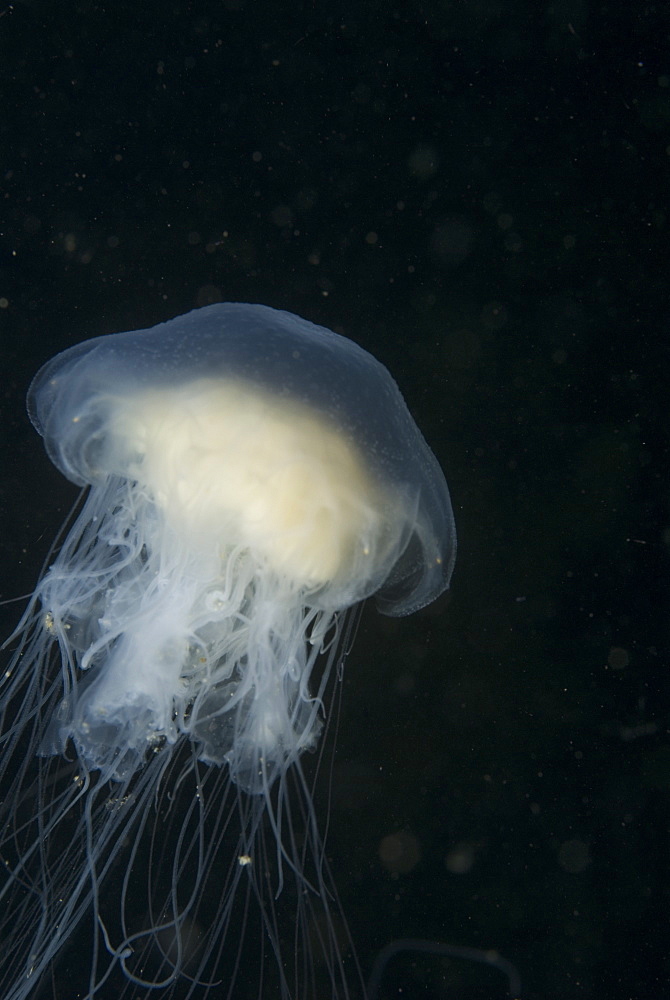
top-left (1, 2), bottom-right (668, 998)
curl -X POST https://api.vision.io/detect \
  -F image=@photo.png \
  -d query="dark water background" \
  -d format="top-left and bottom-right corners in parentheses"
top-left (1, 1), bottom-right (668, 998)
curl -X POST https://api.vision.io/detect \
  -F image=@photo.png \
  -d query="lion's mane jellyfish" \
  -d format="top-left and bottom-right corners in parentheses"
top-left (0, 303), bottom-right (455, 999)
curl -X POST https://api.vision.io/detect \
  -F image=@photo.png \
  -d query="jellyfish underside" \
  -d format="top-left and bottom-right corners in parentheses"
top-left (43, 376), bottom-right (397, 790)
top-left (0, 303), bottom-right (456, 1000)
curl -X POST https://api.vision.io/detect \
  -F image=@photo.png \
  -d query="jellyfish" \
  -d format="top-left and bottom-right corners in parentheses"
top-left (0, 303), bottom-right (456, 1000)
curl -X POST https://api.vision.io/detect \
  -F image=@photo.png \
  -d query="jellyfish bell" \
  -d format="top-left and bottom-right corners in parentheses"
top-left (0, 303), bottom-right (456, 999)
top-left (32, 303), bottom-right (453, 611)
